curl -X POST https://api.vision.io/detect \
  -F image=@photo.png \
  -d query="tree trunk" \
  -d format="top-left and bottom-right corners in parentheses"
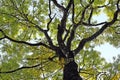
top-left (63, 60), bottom-right (83, 80)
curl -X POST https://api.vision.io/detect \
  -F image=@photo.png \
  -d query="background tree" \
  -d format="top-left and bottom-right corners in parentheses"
top-left (0, 0), bottom-right (120, 80)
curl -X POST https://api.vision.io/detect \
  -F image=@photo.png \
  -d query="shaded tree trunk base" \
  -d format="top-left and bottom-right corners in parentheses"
top-left (63, 60), bottom-right (83, 80)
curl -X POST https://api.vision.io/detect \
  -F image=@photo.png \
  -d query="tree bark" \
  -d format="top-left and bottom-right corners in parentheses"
top-left (63, 60), bottom-right (83, 80)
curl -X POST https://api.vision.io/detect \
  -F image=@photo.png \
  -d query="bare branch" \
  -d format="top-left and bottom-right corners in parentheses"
top-left (0, 4), bottom-right (57, 51)
top-left (26, 20), bottom-right (57, 51)
top-left (88, 8), bottom-right (93, 24)
top-left (44, 31), bottom-right (57, 50)
top-left (72, 0), bottom-right (75, 24)
top-left (67, 24), bottom-right (77, 49)
top-left (63, 25), bottom-right (72, 42)
top-left (82, 22), bottom-right (107, 26)
top-left (47, 14), bottom-right (56, 31)
top-left (116, 0), bottom-right (120, 9)
top-left (66, 0), bottom-right (94, 50)
top-left (57, 0), bottom-right (73, 52)
top-left (74, 9), bottom-right (120, 55)
top-left (0, 64), bottom-right (41, 73)
top-left (66, 0), bottom-right (73, 11)
top-left (47, 0), bottom-right (56, 31)
top-left (51, 0), bottom-right (65, 11)
top-left (0, 29), bottom-right (53, 50)
top-left (0, 61), bottom-right (48, 74)
top-left (76, 0), bottom-right (94, 26)
top-left (18, 13), bottom-right (57, 50)
top-left (93, 2), bottom-right (110, 9)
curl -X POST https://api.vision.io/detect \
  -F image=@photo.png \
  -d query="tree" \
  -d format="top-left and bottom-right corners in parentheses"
top-left (0, 0), bottom-right (120, 80)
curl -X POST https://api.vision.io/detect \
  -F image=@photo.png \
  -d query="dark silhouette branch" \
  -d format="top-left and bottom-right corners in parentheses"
top-left (65, 2), bottom-right (94, 49)
top-left (0, 29), bottom-right (53, 50)
top-left (67, 24), bottom-right (77, 49)
top-left (82, 22), bottom-right (107, 26)
top-left (74, 8), bottom-right (120, 55)
top-left (93, 1), bottom-right (110, 9)
top-left (0, 4), bottom-right (55, 50)
top-left (88, 8), bottom-right (93, 24)
top-left (66, 0), bottom-right (73, 11)
top-left (76, 0), bottom-right (94, 26)
top-left (57, 0), bottom-right (73, 53)
top-left (26, 21), bottom-right (57, 51)
top-left (63, 25), bottom-right (72, 42)
top-left (1, 0), bottom-right (57, 51)
top-left (72, 0), bottom-right (75, 24)
top-left (65, 0), bottom-right (76, 49)
top-left (26, 22), bottom-right (57, 50)
top-left (47, 0), bottom-right (56, 31)
top-left (5, 35), bottom-right (50, 47)
top-left (117, 0), bottom-right (120, 9)
top-left (0, 63), bottom-right (44, 74)
top-left (66, 0), bottom-right (94, 50)
top-left (51, 0), bottom-right (65, 11)
top-left (44, 31), bottom-right (57, 50)
top-left (1, 0), bottom-right (56, 49)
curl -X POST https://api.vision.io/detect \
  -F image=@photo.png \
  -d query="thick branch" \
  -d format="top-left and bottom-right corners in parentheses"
top-left (57, 0), bottom-right (73, 52)
top-left (66, 0), bottom-right (94, 50)
top-left (63, 25), bottom-right (72, 42)
top-left (0, 29), bottom-right (53, 50)
top-left (23, 16), bottom-right (57, 50)
top-left (0, 5), bottom-right (57, 51)
top-left (74, 9), bottom-right (120, 55)
top-left (21, 16), bottom-right (57, 50)
top-left (51, 0), bottom-right (65, 11)
top-left (67, 24), bottom-right (77, 49)
top-left (3, 1), bottom-right (56, 50)
top-left (25, 21), bottom-right (57, 51)
top-left (44, 31), bottom-right (57, 50)
top-left (66, 0), bottom-right (73, 11)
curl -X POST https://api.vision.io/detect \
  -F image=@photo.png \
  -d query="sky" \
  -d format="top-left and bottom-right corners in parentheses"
top-left (93, 10), bottom-right (120, 62)
top-left (94, 43), bottom-right (120, 62)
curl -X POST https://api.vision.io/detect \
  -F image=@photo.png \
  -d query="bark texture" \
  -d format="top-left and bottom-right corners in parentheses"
top-left (63, 60), bottom-right (83, 80)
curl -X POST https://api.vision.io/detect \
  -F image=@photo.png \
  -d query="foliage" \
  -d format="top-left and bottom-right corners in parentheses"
top-left (0, 0), bottom-right (120, 80)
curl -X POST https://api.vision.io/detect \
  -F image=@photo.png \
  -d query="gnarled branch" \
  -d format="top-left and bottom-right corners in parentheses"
top-left (0, 29), bottom-right (53, 50)
top-left (74, 8), bottom-right (120, 55)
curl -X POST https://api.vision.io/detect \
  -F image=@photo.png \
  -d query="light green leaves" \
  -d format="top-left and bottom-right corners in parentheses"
top-left (0, 0), bottom-right (120, 79)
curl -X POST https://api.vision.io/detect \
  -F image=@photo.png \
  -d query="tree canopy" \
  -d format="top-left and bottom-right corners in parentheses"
top-left (0, 0), bottom-right (120, 80)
